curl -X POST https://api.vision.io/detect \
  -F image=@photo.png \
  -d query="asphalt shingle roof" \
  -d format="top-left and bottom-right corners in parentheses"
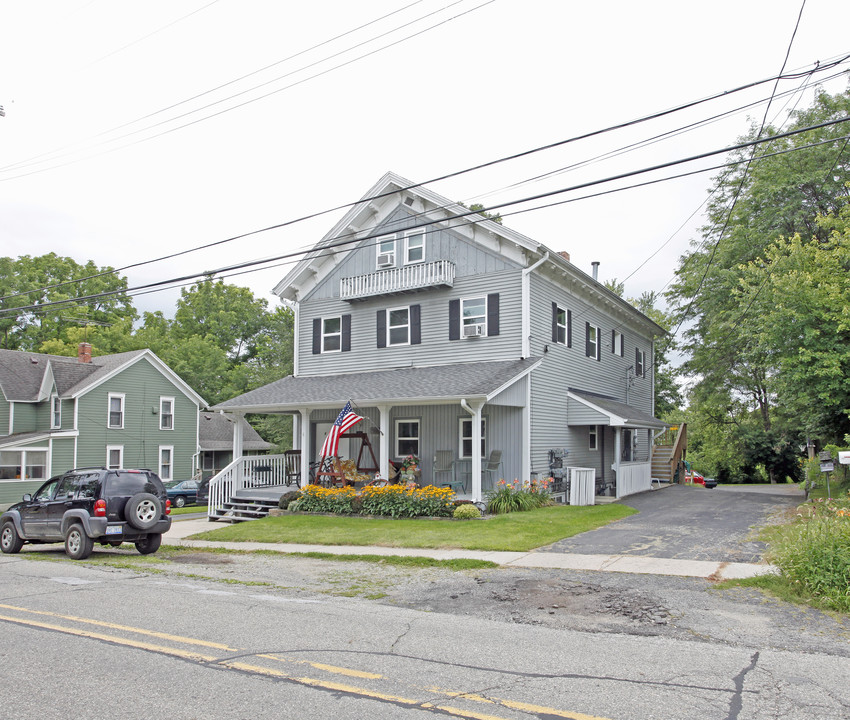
top-left (569, 389), bottom-right (668, 429)
top-left (213, 357), bottom-right (541, 411)
top-left (198, 412), bottom-right (272, 451)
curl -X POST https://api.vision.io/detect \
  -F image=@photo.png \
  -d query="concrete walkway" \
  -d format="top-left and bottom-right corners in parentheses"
top-left (164, 515), bottom-right (777, 581)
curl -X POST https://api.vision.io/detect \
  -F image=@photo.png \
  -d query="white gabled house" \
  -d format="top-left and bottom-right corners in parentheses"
top-left (210, 172), bottom-right (672, 519)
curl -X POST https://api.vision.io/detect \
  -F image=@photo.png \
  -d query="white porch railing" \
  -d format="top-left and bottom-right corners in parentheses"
top-left (568, 467), bottom-right (596, 505)
top-left (615, 461), bottom-right (652, 499)
top-left (208, 454), bottom-right (288, 518)
top-left (340, 259), bottom-right (455, 300)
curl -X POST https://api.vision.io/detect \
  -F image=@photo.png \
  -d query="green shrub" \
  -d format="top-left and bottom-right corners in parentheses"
top-left (769, 497), bottom-right (850, 612)
top-left (278, 490), bottom-right (301, 509)
top-left (453, 503), bottom-right (481, 519)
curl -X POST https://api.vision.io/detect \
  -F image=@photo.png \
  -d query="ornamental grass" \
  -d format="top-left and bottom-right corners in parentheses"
top-left (486, 478), bottom-right (554, 514)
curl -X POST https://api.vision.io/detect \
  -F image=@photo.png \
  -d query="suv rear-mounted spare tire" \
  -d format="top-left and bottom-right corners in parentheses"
top-left (126, 493), bottom-right (162, 530)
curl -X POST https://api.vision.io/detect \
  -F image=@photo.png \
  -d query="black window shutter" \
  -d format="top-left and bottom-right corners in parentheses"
top-left (612, 329), bottom-right (616, 353)
top-left (552, 303), bottom-right (558, 343)
top-left (312, 318), bottom-right (321, 354)
top-left (376, 310), bottom-right (387, 349)
top-left (410, 304), bottom-right (421, 345)
top-left (636, 347), bottom-right (642, 375)
top-left (449, 299), bottom-right (460, 341)
top-left (487, 293), bottom-right (500, 336)
top-left (585, 322), bottom-right (592, 358)
top-left (567, 310), bottom-right (572, 348)
top-left (341, 314), bottom-right (351, 352)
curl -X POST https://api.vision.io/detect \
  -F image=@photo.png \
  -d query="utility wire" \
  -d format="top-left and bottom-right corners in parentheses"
top-left (4, 117), bottom-right (847, 318)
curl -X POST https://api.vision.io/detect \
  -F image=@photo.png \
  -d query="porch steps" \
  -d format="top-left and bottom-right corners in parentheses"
top-left (210, 498), bottom-right (279, 523)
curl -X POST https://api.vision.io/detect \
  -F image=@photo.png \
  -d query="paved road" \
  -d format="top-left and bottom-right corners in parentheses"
top-left (540, 483), bottom-right (804, 562)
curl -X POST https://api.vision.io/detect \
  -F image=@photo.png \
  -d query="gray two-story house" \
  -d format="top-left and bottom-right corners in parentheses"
top-left (0, 344), bottom-right (205, 507)
top-left (212, 172), bottom-right (667, 512)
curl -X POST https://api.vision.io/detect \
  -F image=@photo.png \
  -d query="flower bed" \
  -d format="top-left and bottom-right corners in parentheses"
top-left (486, 478), bottom-right (553, 514)
top-left (291, 483), bottom-right (455, 519)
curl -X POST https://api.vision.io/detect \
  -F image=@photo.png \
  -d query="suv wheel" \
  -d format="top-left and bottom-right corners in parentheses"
top-left (135, 533), bottom-right (162, 555)
top-left (65, 523), bottom-right (93, 560)
top-left (1, 521), bottom-right (24, 554)
top-left (126, 493), bottom-right (162, 530)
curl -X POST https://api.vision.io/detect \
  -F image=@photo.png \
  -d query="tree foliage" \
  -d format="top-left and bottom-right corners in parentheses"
top-left (669, 86), bottom-right (850, 478)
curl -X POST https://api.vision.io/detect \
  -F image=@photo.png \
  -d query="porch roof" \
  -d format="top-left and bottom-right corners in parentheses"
top-left (567, 390), bottom-right (668, 429)
top-left (212, 357), bottom-right (542, 413)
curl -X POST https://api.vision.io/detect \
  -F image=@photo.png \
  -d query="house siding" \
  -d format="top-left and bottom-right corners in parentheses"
top-left (74, 358), bottom-right (197, 478)
top-left (527, 273), bottom-right (656, 482)
top-left (0, 399), bottom-right (9, 435)
top-left (298, 270), bottom-right (524, 376)
top-left (11, 402), bottom-right (37, 434)
top-left (50, 436), bottom-right (75, 476)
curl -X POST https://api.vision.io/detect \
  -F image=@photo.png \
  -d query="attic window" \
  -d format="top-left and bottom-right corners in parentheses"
top-left (403, 196), bottom-right (414, 206)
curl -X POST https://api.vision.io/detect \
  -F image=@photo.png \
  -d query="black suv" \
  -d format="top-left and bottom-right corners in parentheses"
top-left (0, 467), bottom-right (172, 560)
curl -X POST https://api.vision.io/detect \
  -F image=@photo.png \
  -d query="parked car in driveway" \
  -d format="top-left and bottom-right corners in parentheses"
top-left (0, 467), bottom-right (171, 559)
top-left (686, 471), bottom-right (717, 489)
top-left (164, 479), bottom-right (199, 508)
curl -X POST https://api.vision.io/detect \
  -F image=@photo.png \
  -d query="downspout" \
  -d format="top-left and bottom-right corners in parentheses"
top-left (521, 251), bottom-right (549, 358)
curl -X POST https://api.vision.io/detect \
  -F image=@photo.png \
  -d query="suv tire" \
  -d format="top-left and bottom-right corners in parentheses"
top-left (126, 493), bottom-right (162, 530)
top-left (135, 533), bottom-right (162, 555)
top-left (1, 520), bottom-right (24, 554)
top-left (65, 523), bottom-right (93, 560)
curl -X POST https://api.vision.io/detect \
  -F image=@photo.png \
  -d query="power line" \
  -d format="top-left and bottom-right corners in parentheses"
top-left (4, 118), bottom-right (847, 318)
top-left (4, 57), bottom-right (846, 305)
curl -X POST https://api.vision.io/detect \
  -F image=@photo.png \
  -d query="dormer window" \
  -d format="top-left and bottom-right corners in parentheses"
top-left (404, 230), bottom-right (424, 264)
top-left (51, 394), bottom-right (61, 429)
top-left (376, 235), bottom-right (396, 268)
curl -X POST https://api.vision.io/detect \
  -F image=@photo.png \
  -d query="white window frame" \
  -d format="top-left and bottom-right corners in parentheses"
top-left (322, 316), bottom-right (342, 353)
top-left (51, 394), bottom-right (61, 429)
top-left (589, 426), bottom-right (598, 451)
top-left (636, 348), bottom-right (645, 376)
top-left (160, 396), bottom-right (174, 430)
top-left (107, 393), bottom-right (125, 429)
top-left (587, 325), bottom-right (601, 359)
top-left (613, 330), bottom-right (624, 356)
top-left (555, 306), bottom-right (567, 345)
top-left (395, 418), bottom-right (420, 458)
top-left (461, 296), bottom-right (487, 337)
top-left (387, 306), bottom-right (410, 346)
top-left (404, 230), bottom-right (425, 265)
top-left (106, 445), bottom-right (123, 470)
top-left (159, 446), bottom-right (174, 480)
top-left (459, 417), bottom-right (487, 459)
top-left (376, 235), bottom-right (397, 268)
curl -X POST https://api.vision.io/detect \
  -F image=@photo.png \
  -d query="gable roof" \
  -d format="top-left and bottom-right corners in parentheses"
top-left (272, 171), bottom-right (666, 338)
top-left (198, 412), bottom-right (272, 451)
top-left (213, 358), bottom-right (542, 413)
top-left (0, 348), bottom-right (206, 406)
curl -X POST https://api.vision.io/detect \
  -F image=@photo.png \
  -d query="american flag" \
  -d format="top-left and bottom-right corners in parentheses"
top-left (320, 401), bottom-right (363, 458)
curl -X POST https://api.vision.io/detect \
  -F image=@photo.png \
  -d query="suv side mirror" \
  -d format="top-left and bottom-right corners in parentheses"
top-left (22, 493), bottom-right (32, 502)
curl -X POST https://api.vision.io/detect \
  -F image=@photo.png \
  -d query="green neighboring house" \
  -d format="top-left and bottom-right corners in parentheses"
top-left (0, 343), bottom-right (206, 507)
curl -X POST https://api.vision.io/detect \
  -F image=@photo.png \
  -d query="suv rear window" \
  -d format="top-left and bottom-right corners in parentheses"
top-left (105, 471), bottom-right (163, 495)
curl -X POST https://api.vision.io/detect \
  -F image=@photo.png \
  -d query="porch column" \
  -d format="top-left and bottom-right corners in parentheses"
top-left (613, 428), bottom-right (621, 499)
top-left (462, 399), bottom-right (484, 502)
top-left (232, 413), bottom-right (244, 460)
top-left (299, 408), bottom-right (310, 488)
top-left (376, 404), bottom-right (390, 481)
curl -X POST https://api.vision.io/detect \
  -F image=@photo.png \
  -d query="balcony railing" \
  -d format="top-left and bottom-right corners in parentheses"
top-left (340, 259), bottom-right (455, 300)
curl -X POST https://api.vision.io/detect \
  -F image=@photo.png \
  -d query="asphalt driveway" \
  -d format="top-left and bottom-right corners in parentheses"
top-left (540, 483), bottom-right (804, 563)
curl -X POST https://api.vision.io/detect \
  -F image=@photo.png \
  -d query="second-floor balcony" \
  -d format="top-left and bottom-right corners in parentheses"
top-left (340, 259), bottom-right (455, 301)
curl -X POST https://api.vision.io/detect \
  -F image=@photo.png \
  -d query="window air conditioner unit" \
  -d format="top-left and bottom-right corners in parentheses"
top-left (377, 253), bottom-right (393, 267)
top-left (463, 323), bottom-right (484, 337)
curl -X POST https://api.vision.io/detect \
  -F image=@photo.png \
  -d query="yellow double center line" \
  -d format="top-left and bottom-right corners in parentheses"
top-left (0, 603), bottom-right (610, 720)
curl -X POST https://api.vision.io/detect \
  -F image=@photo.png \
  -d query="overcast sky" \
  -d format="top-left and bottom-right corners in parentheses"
top-left (1, 0), bottom-right (848, 321)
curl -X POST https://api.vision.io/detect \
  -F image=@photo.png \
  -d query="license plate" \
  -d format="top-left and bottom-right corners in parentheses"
top-left (105, 526), bottom-right (122, 535)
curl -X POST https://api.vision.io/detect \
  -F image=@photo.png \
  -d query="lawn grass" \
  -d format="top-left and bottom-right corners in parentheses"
top-left (186, 503), bottom-right (637, 552)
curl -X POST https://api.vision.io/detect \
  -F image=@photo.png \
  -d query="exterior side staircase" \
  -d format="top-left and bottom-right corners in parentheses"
top-left (651, 445), bottom-right (675, 482)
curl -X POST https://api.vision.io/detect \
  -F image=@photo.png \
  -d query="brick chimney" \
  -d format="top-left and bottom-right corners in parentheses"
top-left (77, 342), bottom-right (92, 364)
top-left (558, 251), bottom-right (571, 262)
